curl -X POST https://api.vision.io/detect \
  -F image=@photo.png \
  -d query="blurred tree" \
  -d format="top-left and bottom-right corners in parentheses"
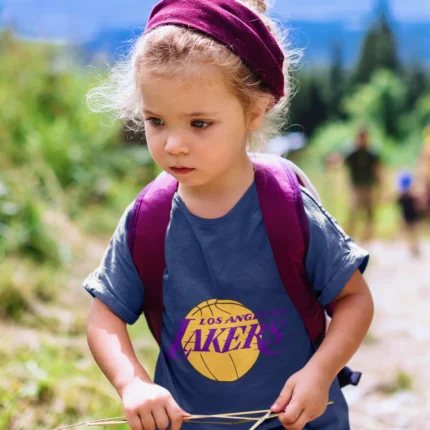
top-left (328, 40), bottom-right (346, 119)
top-left (353, 13), bottom-right (400, 85)
top-left (344, 70), bottom-right (406, 139)
top-left (415, 94), bottom-right (430, 129)
top-left (404, 63), bottom-right (429, 112)
top-left (287, 72), bottom-right (329, 138)
top-left (308, 77), bottom-right (329, 134)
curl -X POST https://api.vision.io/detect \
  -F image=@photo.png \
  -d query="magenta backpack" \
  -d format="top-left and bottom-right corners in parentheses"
top-left (127, 157), bottom-right (361, 388)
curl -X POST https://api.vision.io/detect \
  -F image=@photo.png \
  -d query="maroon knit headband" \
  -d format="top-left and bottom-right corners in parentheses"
top-left (145, 0), bottom-right (285, 100)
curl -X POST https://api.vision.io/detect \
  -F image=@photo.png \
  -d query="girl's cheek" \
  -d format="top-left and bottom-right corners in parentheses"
top-left (146, 131), bottom-right (163, 148)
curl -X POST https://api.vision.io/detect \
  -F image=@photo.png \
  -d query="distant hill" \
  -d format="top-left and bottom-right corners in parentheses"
top-left (81, 19), bottom-right (430, 68)
top-left (1, 0), bottom-right (429, 68)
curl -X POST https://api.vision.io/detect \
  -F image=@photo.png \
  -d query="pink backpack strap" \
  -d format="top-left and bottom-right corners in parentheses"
top-left (127, 173), bottom-right (177, 344)
top-left (254, 158), bottom-right (361, 386)
top-left (253, 159), bottom-right (326, 347)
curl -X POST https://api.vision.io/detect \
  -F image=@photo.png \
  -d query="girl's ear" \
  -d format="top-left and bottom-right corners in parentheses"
top-left (248, 94), bottom-right (273, 131)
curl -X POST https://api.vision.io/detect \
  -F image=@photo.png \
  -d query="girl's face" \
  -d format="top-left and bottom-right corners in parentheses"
top-left (139, 65), bottom-right (255, 190)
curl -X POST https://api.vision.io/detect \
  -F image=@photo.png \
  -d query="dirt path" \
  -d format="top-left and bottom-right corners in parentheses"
top-left (347, 240), bottom-right (430, 430)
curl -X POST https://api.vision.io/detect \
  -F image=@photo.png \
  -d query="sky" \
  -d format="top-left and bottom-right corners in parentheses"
top-left (273, 0), bottom-right (430, 22)
top-left (1, 0), bottom-right (430, 43)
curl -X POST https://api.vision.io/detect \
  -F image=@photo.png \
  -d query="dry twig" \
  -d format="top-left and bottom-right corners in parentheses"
top-left (55, 402), bottom-right (334, 429)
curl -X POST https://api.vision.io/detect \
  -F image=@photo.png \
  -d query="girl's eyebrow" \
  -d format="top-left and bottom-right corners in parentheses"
top-left (143, 109), bottom-right (161, 116)
top-left (143, 109), bottom-right (220, 117)
top-left (182, 111), bottom-right (220, 117)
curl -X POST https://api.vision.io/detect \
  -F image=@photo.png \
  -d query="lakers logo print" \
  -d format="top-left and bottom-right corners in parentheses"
top-left (180, 299), bottom-right (261, 382)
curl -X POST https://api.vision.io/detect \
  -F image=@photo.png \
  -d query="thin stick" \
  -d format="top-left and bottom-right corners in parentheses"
top-left (186, 410), bottom-right (272, 420)
top-left (187, 416), bottom-right (261, 422)
top-left (87, 416), bottom-right (258, 427)
top-left (55, 417), bottom-right (128, 429)
top-left (87, 415), bottom-right (276, 427)
top-left (56, 402), bottom-right (334, 429)
top-left (85, 417), bottom-right (126, 424)
top-left (86, 414), bottom-right (281, 427)
top-left (54, 423), bottom-right (89, 430)
top-left (248, 410), bottom-right (272, 430)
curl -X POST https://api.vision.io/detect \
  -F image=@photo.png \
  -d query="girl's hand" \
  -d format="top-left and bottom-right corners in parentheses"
top-left (120, 379), bottom-right (187, 430)
top-left (270, 366), bottom-right (331, 430)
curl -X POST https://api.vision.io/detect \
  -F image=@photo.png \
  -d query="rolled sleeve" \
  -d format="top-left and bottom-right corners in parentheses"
top-left (302, 189), bottom-right (370, 306)
top-left (82, 201), bottom-right (145, 324)
top-left (317, 245), bottom-right (369, 306)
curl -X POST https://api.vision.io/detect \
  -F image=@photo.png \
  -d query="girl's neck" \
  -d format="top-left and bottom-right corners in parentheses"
top-left (177, 153), bottom-right (254, 219)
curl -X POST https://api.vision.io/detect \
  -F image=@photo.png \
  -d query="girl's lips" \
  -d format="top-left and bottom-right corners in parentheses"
top-left (171, 167), bottom-right (195, 175)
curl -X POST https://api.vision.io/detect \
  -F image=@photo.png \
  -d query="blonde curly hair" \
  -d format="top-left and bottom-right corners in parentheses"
top-left (87, 0), bottom-right (301, 144)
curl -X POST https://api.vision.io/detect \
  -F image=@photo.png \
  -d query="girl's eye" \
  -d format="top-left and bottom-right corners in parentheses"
top-left (192, 120), bottom-right (211, 129)
top-left (148, 118), bottom-right (164, 127)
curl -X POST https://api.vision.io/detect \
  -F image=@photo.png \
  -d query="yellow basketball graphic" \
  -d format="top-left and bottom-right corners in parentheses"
top-left (181, 299), bottom-right (261, 381)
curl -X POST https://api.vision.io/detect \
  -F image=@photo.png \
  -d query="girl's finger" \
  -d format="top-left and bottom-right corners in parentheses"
top-left (139, 411), bottom-right (156, 430)
top-left (166, 402), bottom-right (184, 430)
top-left (280, 403), bottom-right (304, 427)
top-left (151, 407), bottom-right (170, 430)
top-left (271, 380), bottom-right (294, 412)
top-left (125, 414), bottom-right (144, 430)
top-left (286, 410), bottom-right (310, 430)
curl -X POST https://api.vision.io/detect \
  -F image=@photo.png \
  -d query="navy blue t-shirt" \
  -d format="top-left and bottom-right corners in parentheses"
top-left (84, 165), bottom-right (369, 430)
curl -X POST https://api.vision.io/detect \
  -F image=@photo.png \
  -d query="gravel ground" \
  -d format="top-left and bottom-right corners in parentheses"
top-left (347, 240), bottom-right (430, 430)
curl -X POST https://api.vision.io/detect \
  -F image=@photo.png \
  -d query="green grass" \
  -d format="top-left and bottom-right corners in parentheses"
top-left (0, 343), bottom-right (124, 429)
top-left (0, 260), bottom-right (159, 430)
top-left (376, 370), bottom-right (414, 395)
top-left (363, 331), bottom-right (378, 345)
top-left (0, 316), bottom-right (159, 430)
top-left (0, 264), bottom-right (32, 323)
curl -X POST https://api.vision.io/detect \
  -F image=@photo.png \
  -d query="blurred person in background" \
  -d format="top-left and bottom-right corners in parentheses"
top-left (416, 124), bottom-right (430, 219)
top-left (344, 128), bottom-right (382, 242)
top-left (397, 171), bottom-right (421, 257)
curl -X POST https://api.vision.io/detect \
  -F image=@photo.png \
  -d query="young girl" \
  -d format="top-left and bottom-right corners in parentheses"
top-left (84, 1), bottom-right (374, 429)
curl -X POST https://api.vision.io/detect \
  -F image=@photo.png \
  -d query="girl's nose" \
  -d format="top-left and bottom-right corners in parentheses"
top-left (165, 134), bottom-right (190, 155)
